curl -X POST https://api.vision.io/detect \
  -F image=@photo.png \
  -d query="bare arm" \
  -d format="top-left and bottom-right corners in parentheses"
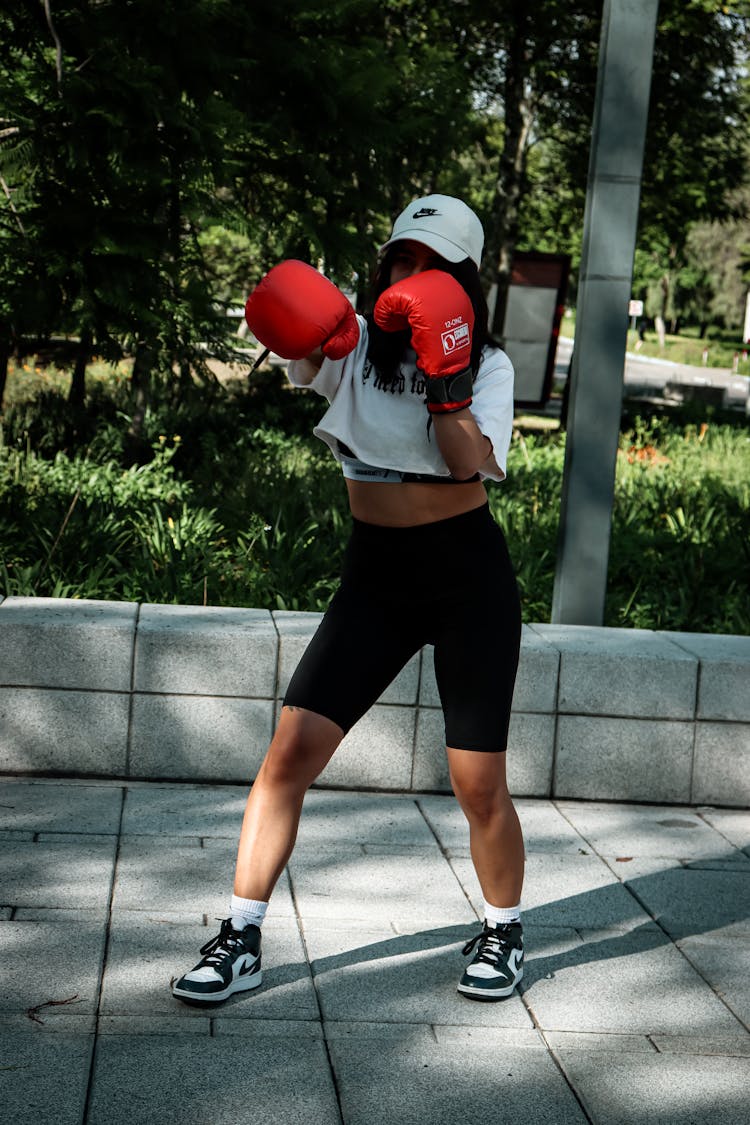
top-left (431, 409), bottom-right (495, 480)
top-left (290, 346), bottom-right (324, 385)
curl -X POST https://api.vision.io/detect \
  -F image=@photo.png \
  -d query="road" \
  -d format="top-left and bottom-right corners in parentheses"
top-left (554, 335), bottom-right (749, 410)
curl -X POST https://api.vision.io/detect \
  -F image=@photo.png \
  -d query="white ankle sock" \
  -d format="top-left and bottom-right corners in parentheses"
top-left (230, 894), bottom-right (268, 930)
top-left (484, 900), bottom-right (521, 926)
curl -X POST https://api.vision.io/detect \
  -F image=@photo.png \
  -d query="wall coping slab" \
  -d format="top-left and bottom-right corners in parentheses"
top-left (531, 623), bottom-right (699, 720)
top-left (134, 604), bottom-right (277, 697)
top-left (0, 596), bottom-right (138, 692)
top-left (656, 631), bottom-right (750, 723)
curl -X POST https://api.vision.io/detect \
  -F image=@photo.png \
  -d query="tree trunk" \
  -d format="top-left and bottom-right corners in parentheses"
top-left (125, 344), bottom-right (152, 463)
top-left (0, 325), bottom-right (10, 411)
top-left (481, 11), bottom-right (534, 339)
top-left (68, 330), bottom-right (90, 407)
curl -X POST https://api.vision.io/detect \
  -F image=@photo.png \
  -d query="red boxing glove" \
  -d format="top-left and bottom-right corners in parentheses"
top-left (244, 260), bottom-right (360, 361)
top-left (374, 270), bottom-right (474, 413)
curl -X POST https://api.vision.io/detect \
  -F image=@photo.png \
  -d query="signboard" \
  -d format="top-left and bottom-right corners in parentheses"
top-left (498, 252), bottom-right (570, 407)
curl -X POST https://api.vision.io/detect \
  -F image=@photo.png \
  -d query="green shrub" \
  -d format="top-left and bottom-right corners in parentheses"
top-left (2, 373), bottom-right (749, 634)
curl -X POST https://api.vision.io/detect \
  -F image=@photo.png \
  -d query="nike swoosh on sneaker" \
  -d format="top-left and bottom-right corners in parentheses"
top-left (507, 948), bottom-right (523, 976)
top-left (237, 954), bottom-right (260, 977)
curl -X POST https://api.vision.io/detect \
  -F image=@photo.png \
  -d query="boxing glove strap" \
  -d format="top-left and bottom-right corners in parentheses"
top-left (424, 366), bottom-right (473, 409)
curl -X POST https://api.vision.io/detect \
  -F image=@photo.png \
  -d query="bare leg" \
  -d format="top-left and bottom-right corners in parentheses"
top-left (233, 706), bottom-right (344, 901)
top-left (446, 747), bottom-right (524, 908)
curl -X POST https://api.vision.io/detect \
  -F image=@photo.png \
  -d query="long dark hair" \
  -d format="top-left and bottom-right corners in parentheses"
top-left (364, 243), bottom-right (499, 388)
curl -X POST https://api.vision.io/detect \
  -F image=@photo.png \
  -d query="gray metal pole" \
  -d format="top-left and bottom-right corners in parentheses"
top-left (551, 0), bottom-right (660, 625)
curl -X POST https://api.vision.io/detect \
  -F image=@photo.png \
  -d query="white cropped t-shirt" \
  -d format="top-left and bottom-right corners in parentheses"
top-left (286, 315), bottom-right (514, 482)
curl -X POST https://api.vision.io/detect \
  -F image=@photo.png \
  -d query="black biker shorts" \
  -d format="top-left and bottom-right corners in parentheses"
top-left (283, 503), bottom-right (522, 751)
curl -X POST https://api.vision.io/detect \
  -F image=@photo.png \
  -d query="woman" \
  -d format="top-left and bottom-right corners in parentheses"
top-left (173, 194), bottom-right (525, 1005)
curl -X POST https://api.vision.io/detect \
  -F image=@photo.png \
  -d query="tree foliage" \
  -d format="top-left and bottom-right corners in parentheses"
top-left (1, 0), bottom-right (749, 413)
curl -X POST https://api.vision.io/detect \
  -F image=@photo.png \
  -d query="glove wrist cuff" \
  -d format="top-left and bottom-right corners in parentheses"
top-left (424, 366), bottom-right (473, 413)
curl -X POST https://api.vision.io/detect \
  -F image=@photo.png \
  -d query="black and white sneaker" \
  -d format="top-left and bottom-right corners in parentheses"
top-left (457, 920), bottom-right (523, 1001)
top-left (172, 918), bottom-right (262, 1005)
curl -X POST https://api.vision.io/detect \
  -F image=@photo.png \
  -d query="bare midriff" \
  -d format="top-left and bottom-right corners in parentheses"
top-left (345, 478), bottom-right (488, 527)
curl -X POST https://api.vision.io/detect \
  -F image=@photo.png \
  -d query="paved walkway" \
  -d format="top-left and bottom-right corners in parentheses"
top-left (1, 776), bottom-right (748, 1124)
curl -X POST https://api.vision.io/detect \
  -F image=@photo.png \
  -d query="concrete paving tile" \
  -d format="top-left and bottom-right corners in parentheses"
top-left (463, 850), bottom-right (656, 931)
top-left (0, 1030), bottom-right (94, 1125)
top-left (0, 1013), bottom-right (96, 1033)
top-left (518, 922), bottom-right (585, 952)
top-left (121, 782), bottom-right (248, 838)
top-left (304, 923), bottom-right (533, 1029)
top-left (111, 833), bottom-right (228, 915)
top-left (111, 834), bottom-right (297, 917)
top-left (362, 843), bottom-right (437, 856)
top-left (555, 801), bottom-right (736, 859)
top-left (515, 799), bottom-right (594, 853)
top-left (0, 921), bottom-right (105, 1015)
top-left (100, 914), bottom-right (319, 1022)
top-left (13, 907), bottom-right (110, 922)
top-left (556, 1050), bottom-right (750, 1125)
top-left (575, 923), bottom-right (663, 942)
top-left (618, 865), bottom-right (750, 940)
top-left (0, 779), bottom-right (123, 834)
top-left (417, 794), bottom-right (590, 856)
top-left (681, 854), bottom-right (750, 871)
top-left (0, 829), bottom-right (34, 841)
top-left (329, 1036), bottom-right (587, 1125)
top-left (433, 1025), bottom-right (544, 1047)
top-left (677, 932), bottom-right (750, 1027)
top-left (297, 790), bottom-right (435, 847)
top-left (601, 855), bottom-right (691, 884)
top-left (214, 1017), bottom-right (323, 1038)
top-left (410, 794), bottom-right (466, 851)
top-left (86, 1034), bottom-right (339, 1125)
top-left (0, 836), bottom-right (116, 913)
top-left (289, 846), bottom-right (475, 927)
top-left (98, 1015), bottom-right (210, 1035)
top-left (698, 807), bottom-right (750, 852)
top-left (450, 852), bottom-right (654, 930)
top-left (521, 926), bottom-right (743, 1035)
top-left (544, 1030), bottom-right (655, 1052)
top-left (323, 1019), bottom-right (435, 1043)
top-left (650, 1032), bottom-right (750, 1056)
top-left (37, 832), bottom-right (117, 846)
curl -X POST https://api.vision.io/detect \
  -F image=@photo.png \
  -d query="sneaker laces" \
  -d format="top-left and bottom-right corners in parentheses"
top-left (462, 923), bottom-right (516, 968)
top-left (198, 918), bottom-right (245, 968)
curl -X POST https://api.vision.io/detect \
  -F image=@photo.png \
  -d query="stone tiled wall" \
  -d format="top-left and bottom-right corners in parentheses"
top-left (1, 597), bottom-right (748, 806)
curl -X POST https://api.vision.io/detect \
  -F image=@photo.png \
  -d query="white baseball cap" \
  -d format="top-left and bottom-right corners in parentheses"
top-left (380, 194), bottom-right (484, 269)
